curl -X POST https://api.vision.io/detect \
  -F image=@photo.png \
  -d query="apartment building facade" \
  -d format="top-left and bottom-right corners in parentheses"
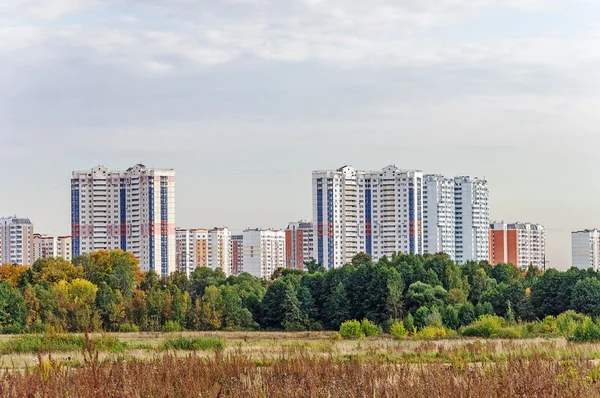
top-left (454, 176), bottom-right (489, 263)
top-left (572, 229), bottom-right (600, 271)
top-left (312, 165), bottom-right (424, 268)
top-left (285, 221), bottom-right (314, 270)
top-left (423, 175), bottom-right (456, 260)
top-left (243, 229), bottom-right (286, 279)
top-left (32, 234), bottom-right (72, 262)
top-left (71, 164), bottom-right (176, 276)
top-left (489, 222), bottom-right (545, 269)
top-left (0, 217), bottom-right (34, 265)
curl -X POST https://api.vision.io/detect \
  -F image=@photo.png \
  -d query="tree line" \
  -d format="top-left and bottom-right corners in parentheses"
top-left (0, 250), bottom-right (599, 333)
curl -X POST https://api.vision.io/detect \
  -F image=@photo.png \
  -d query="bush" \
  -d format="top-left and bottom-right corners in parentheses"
top-left (570, 317), bottom-right (600, 342)
top-left (339, 320), bottom-right (364, 339)
top-left (161, 337), bottom-right (224, 351)
top-left (557, 311), bottom-right (585, 337)
top-left (461, 315), bottom-right (506, 338)
top-left (118, 323), bottom-right (140, 333)
top-left (415, 326), bottom-right (446, 339)
top-left (360, 319), bottom-right (380, 337)
top-left (163, 321), bottom-right (182, 333)
top-left (390, 320), bottom-right (408, 340)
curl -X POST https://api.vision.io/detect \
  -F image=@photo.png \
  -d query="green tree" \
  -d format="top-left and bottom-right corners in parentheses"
top-left (571, 277), bottom-right (600, 316)
top-left (352, 253), bottom-right (373, 267)
top-left (281, 282), bottom-right (306, 331)
top-left (325, 282), bottom-right (350, 329)
top-left (0, 281), bottom-right (27, 332)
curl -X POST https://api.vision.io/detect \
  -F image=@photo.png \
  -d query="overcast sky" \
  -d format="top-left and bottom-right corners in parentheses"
top-left (2, 0), bottom-right (600, 269)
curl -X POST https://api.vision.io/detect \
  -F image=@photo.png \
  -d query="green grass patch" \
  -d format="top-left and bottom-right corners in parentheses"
top-left (160, 337), bottom-right (224, 351)
top-left (0, 334), bottom-right (129, 354)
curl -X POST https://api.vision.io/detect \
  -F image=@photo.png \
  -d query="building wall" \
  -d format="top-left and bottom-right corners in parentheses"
top-left (423, 175), bottom-right (456, 260)
top-left (243, 229), bottom-right (286, 279)
top-left (32, 234), bottom-right (72, 262)
top-left (0, 217), bottom-right (34, 265)
top-left (231, 235), bottom-right (243, 275)
top-left (489, 222), bottom-right (545, 269)
top-left (572, 230), bottom-right (600, 271)
top-left (285, 221), bottom-right (314, 270)
top-left (455, 177), bottom-right (489, 263)
top-left (208, 228), bottom-right (231, 276)
top-left (71, 164), bottom-right (176, 276)
top-left (313, 165), bottom-right (424, 268)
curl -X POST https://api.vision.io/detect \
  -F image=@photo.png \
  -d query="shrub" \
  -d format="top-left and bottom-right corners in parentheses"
top-left (360, 319), bottom-right (380, 337)
top-left (461, 315), bottom-right (506, 338)
top-left (557, 311), bottom-right (585, 337)
top-left (163, 321), bottom-right (182, 333)
top-left (390, 320), bottom-right (408, 340)
top-left (339, 320), bottom-right (363, 339)
top-left (570, 317), bottom-right (600, 342)
top-left (415, 326), bottom-right (446, 339)
top-left (118, 323), bottom-right (140, 333)
top-left (161, 337), bottom-right (224, 351)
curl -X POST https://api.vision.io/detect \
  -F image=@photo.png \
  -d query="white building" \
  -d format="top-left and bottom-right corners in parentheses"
top-left (33, 234), bottom-right (72, 262)
top-left (0, 217), bottom-right (34, 265)
top-left (243, 229), bottom-right (286, 279)
top-left (312, 165), bottom-right (423, 268)
top-left (572, 229), bottom-right (600, 271)
top-left (71, 164), bottom-right (176, 276)
top-left (175, 227), bottom-right (232, 276)
top-left (285, 221), bottom-right (314, 270)
top-left (454, 176), bottom-right (489, 263)
top-left (489, 222), bottom-right (545, 269)
top-left (208, 228), bottom-right (232, 276)
top-left (423, 175), bottom-right (456, 260)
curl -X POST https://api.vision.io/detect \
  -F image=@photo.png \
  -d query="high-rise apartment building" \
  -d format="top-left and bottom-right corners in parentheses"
top-left (489, 222), bottom-right (545, 269)
top-left (71, 164), bottom-right (176, 276)
top-left (231, 235), bottom-right (243, 275)
top-left (243, 229), bottom-right (286, 279)
top-left (454, 177), bottom-right (489, 263)
top-left (32, 234), bottom-right (72, 262)
top-left (175, 228), bottom-right (208, 277)
top-left (285, 221), bottom-right (314, 270)
top-left (208, 228), bottom-right (231, 276)
top-left (423, 175), bottom-right (456, 260)
top-left (0, 217), bottom-right (34, 265)
top-left (572, 229), bottom-right (600, 271)
top-left (312, 165), bottom-right (423, 268)
top-left (175, 227), bottom-right (231, 276)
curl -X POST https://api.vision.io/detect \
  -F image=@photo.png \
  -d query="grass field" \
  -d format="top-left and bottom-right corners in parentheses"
top-left (2, 332), bottom-right (600, 396)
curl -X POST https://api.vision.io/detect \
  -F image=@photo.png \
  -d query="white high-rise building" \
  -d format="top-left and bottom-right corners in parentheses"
top-left (208, 228), bottom-right (232, 276)
top-left (285, 221), bottom-right (314, 270)
top-left (489, 222), bottom-right (545, 269)
top-left (243, 229), bottom-right (286, 279)
top-left (33, 234), bottom-right (72, 262)
top-left (71, 164), bottom-right (176, 276)
top-left (454, 176), bottom-right (489, 264)
top-left (423, 175), bottom-right (456, 260)
top-left (572, 229), bottom-right (600, 271)
top-left (0, 217), bottom-right (34, 265)
top-left (312, 165), bottom-right (423, 268)
top-left (175, 227), bottom-right (232, 276)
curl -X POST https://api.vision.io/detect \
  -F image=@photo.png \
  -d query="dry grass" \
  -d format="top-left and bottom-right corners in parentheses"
top-left (3, 333), bottom-right (600, 396)
top-left (2, 346), bottom-right (600, 397)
